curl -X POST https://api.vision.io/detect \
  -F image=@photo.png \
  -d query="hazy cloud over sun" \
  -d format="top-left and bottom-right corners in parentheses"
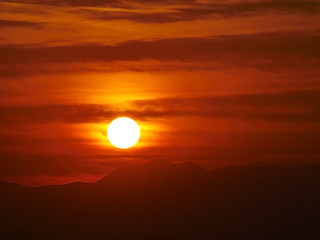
top-left (0, 90), bottom-right (319, 124)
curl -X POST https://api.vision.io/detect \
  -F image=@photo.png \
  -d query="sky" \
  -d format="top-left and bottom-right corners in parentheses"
top-left (0, 0), bottom-right (320, 186)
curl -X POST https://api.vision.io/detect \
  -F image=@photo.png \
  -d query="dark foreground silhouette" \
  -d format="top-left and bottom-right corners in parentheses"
top-left (1, 160), bottom-right (320, 240)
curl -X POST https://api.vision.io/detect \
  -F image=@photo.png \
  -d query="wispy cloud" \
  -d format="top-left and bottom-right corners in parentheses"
top-left (1, 31), bottom-right (320, 64)
top-left (1, 0), bottom-right (319, 46)
top-left (0, 19), bottom-right (41, 28)
top-left (0, 90), bottom-right (319, 124)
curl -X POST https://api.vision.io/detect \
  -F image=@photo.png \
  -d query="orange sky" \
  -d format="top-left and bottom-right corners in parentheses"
top-left (1, 0), bottom-right (320, 186)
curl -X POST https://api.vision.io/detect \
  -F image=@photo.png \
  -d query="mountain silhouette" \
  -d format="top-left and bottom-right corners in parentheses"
top-left (1, 160), bottom-right (320, 240)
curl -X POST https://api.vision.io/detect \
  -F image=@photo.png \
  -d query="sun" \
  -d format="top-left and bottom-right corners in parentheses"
top-left (107, 117), bottom-right (140, 149)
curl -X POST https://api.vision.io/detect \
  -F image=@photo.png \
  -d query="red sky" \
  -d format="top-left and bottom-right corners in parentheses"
top-left (0, 0), bottom-right (320, 186)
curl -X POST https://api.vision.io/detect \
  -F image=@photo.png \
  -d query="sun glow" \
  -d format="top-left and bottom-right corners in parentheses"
top-left (107, 117), bottom-right (140, 149)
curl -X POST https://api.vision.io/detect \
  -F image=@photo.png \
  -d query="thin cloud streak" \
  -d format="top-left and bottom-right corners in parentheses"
top-left (1, 1), bottom-right (319, 46)
top-left (0, 90), bottom-right (319, 124)
top-left (0, 20), bottom-right (41, 28)
top-left (1, 31), bottom-right (320, 65)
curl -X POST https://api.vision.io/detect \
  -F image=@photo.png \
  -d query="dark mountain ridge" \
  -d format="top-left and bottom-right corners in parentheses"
top-left (1, 160), bottom-right (320, 240)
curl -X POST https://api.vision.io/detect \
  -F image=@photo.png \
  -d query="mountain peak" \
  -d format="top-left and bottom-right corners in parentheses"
top-left (179, 161), bottom-right (206, 173)
top-left (97, 159), bottom-right (206, 185)
top-left (143, 159), bottom-right (176, 169)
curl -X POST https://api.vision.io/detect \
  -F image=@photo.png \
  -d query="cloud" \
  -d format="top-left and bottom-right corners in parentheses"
top-left (0, 104), bottom-right (117, 124)
top-left (131, 89), bottom-right (320, 122)
top-left (81, 0), bottom-right (320, 23)
top-left (198, 1), bottom-right (320, 15)
top-left (0, 90), bottom-right (319, 124)
top-left (150, 1), bottom-right (320, 22)
top-left (1, 0), bottom-right (319, 47)
top-left (83, 10), bottom-right (185, 24)
top-left (0, 0), bottom-right (119, 7)
top-left (0, 20), bottom-right (41, 28)
top-left (1, 31), bottom-right (319, 66)
top-left (3, 0), bottom-right (319, 12)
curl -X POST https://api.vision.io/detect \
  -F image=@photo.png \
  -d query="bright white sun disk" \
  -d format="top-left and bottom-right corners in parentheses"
top-left (107, 117), bottom-right (140, 149)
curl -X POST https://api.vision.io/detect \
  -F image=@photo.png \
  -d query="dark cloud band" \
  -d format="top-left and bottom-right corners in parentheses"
top-left (1, 31), bottom-right (320, 66)
top-left (0, 90), bottom-right (319, 124)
